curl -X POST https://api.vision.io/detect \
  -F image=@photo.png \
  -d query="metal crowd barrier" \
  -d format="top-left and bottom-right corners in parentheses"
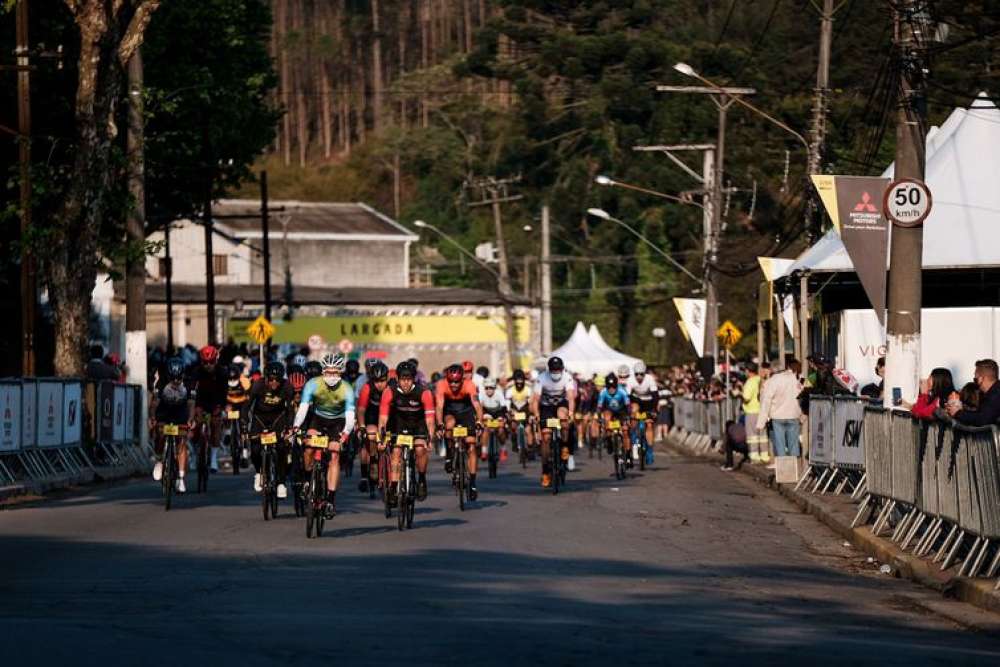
top-left (669, 397), bottom-right (742, 454)
top-left (797, 396), bottom-right (867, 496)
top-left (0, 378), bottom-right (149, 492)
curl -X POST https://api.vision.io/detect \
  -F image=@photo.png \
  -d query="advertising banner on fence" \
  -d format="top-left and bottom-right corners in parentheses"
top-left (113, 385), bottom-right (127, 443)
top-left (63, 382), bottom-right (82, 446)
top-left (0, 382), bottom-right (21, 452)
top-left (809, 398), bottom-right (834, 466)
top-left (99, 382), bottom-right (115, 443)
top-left (21, 379), bottom-right (36, 448)
top-left (37, 380), bottom-right (64, 448)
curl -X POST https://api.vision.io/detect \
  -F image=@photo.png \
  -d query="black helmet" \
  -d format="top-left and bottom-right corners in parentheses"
top-left (345, 358), bottom-right (360, 379)
top-left (226, 363), bottom-right (242, 380)
top-left (370, 361), bottom-right (389, 381)
top-left (166, 357), bottom-right (185, 381)
top-left (512, 369), bottom-right (526, 382)
top-left (407, 357), bottom-right (419, 370)
top-left (304, 360), bottom-right (322, 379)
top-left (548, 356), bottom-right (564, 372)
top-left (364, 358), bottom-right (380, 374)
top-left (264, 361), bottom-right (284, 380)
top-left (605, 373), bottom-right (618, 389)
top-left (396, 361), bottom-right (416, 379)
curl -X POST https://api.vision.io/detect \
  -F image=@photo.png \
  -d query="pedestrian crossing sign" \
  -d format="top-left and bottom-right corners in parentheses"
top-left (717, 320), bottom-right (742, 349)
top-left (246, 315), bottom-right (275, 345)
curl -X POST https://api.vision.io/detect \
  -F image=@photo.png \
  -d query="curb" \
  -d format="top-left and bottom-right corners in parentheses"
top-left (0, 467), bottom-right (144, 506)
top-left (665, 429), bottom-right (1000, 617)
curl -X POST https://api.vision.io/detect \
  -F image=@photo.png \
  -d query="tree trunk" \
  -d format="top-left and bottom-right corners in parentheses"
top-left (421, 0), bottom-right (430, 127)
top-left (320, 67), bottom-right (332, 159)
top-left (278, 0), bottom-right (291, 166)
top-left (371, 0), bottom-right (384, 134)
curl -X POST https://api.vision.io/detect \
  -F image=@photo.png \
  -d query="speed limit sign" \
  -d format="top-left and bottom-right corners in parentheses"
top-left (883, 178), bottom-right (932, 227)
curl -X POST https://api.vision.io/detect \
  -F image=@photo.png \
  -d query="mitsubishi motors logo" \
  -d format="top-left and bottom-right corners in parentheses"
top-left (853, 192), bottom-right (878, 213)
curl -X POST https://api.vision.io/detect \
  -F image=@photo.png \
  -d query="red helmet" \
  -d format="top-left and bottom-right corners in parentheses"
top-left (288, 370), bottom-right (307, 392)
top-left (199, 345), bottom-right (219, 364)
top-left (461, 360), bottom-right (474, 373)
top-left (446, 364), bottom-right (464, 382)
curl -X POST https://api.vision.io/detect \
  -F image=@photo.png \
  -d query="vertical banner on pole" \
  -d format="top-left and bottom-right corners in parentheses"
top-left (21, 379), bottom-right (36, 448)
top-left (0, 381), bottom-right (21, 452)
top-left (63, 382), bottom-right (83, 446)
top-left (37, 380), bottom-right (64, 448)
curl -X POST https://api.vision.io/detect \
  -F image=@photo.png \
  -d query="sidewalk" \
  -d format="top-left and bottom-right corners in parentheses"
top-left (665, 428), bottom-right (1000, 617)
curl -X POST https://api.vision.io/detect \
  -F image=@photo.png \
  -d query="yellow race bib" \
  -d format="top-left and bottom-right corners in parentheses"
top-left (308, 435), bottom-right (329, 448)
top-left (396, 434), bottom-right (414, 447)
top-left (452, 426), bottom-right (469, 437)
top-left (546, 418), bottom-right (561, 429)
top-left (227, 410), bottom-right (240, 420)
top-left (485, 419), bottom-right (501, 429)
top-left (513, 412), bottom-right (527, 422)
top-left (609, 420), bottom-right (621, 429)
top-left (162, 424), bottom-right (179, 436)
top-left (260, 432), bottom-right (277, 445)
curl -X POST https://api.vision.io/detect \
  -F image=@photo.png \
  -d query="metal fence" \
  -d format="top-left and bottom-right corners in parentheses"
top-left (0, 378), bottom-right (150, 492)
top-left (671, 397), bottom-right (742, 453)
top-left (797, 396), bottom-right (868, 496)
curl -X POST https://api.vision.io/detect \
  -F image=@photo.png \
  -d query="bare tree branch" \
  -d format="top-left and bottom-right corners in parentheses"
top-left (119, 0), bottom-right (162, 66)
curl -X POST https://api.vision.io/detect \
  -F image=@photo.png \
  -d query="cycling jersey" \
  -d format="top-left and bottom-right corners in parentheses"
top-left (597, 387), bottom-right (630, 416)
top-left (357, 381), bottom-right (387, 425)
top-left (505, 384), bottom-right (532, 410)
top-left (226, 375), bottom-right (252, 406)
top-left (435, 378), bottom-right (478, 414)
top-left (248, 379), bottom-right (295, 428)
top-left (192, 364), bottom-right (227, 411)
top-left (480, 390), bottom-right (508, 418)
top-left (535, 371), bottom-right (573, 408)
top-left (300, 377), bottom-right (355, 420)
top-left (627, 375), bottom-right (659, 413)
top-left (380, 382), bottom-right (435, 435)
top-left (155, 382), bottom-right (190, 424)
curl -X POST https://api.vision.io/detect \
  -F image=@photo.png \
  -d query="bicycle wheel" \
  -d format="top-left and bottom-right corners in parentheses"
top-left (197, 439), bottom-right (209, 493)
top-left (551, 432), bottom-right (561, 495)
top-left (230, 424), bottom-right (240, 475)
top-left (456, 443), bottom-right (466, 512)
top-left (163, 438), bottom-right (175, 511)
top-left (384, 450), bottom-right (393, 519)
top-left (639, 435), bottom-right (646, 471)
top-left (488, 432), bottom-right (498, 479)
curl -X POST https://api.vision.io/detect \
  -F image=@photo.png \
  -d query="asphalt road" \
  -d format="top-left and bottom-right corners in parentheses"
top-left (3, 445), bottom-right (1000, 666)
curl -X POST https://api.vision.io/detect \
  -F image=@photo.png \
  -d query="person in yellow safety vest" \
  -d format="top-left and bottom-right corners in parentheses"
top-left (742, 361), bottom-right (770, 464)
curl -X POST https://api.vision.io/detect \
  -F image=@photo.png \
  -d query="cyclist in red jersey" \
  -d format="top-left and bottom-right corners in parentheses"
top-left (379, 361), bottom-right (436, 502)
top-left (356, 361), bottom-right (389, 494)
top-left (435, 364), bottom-right (483, 500)
top-left (192, 345), bottom-right (227, 472)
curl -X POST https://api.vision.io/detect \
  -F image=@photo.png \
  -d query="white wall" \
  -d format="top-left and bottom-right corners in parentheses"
top-left (146, 220), bottom-right (252, 285)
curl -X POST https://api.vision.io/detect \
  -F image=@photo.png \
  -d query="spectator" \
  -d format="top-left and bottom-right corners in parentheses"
top-left (721, 419), bottom-right (750, 471)
top-left (655, 388), bottom-right (673, 441)
top-left (86, 344), bottom-right (120, 381)
top-left (947, 359), bottom-right (1000, 425)
top-left (741, 362), bottom-right (769, 464)
top-left (907, 368), bottom-right (955, 420)
top-left (756, 357), bottom-right (803, 461)
top-left (959, 382), bottom-right (981, 412)
top-left (860, 356), bottom-right (885, 400)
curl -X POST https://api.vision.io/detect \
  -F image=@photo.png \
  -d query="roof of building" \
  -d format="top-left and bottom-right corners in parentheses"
top-left (212, 200), bottom-right (418, 241)
top-left (145, 283), bottom-right (531, 307)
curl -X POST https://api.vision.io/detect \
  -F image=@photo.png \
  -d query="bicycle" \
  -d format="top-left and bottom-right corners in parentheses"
top-left (484, 418), bottom-right (502, 479)
top-left (394, 432), bottom-right (417, 530)
top-left (512, 411), bottom-right (529, 469)
top-left (606, 418), bottom-right (629, 480)
top-left (586, 415), bottom-right (601, 460)
top-left (304, 434), bottom-right (330, 539)
top-left (224, 407), bottom-right (244, 475)
top-left (289, 433), bottom-right (307, 517)
top-left (633, 412), bottom-right (652, 471)
top-left (342, 429), bottom-right (358, 478)
top-left (192, 412), bottom-right (213, 493)
top-left (159, 423), bottom-right (184, 511)
top-left (259, 430), bottom-right (280, 521)
top-left (368, 432), bottom-right (384, 501)
top-left (450, 425), bottom-right (472, 510)
top-left (546, 417), bottom-right (567, 494)
top-left (381, 431), bottom-right (394, 519)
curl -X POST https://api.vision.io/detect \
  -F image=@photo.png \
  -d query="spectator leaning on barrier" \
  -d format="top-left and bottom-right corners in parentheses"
top-left (86, 344), bottom-right (120, 381)
top-left (959, 382), bottom-right (981, 412)
top-left (860, 356), bottom-right (886, 400)
top-left (756, 357), bottom-right (803, 459)
top-left (947, 359), bottom-right (1000, 426)
top-left (741, 362), bottom-right (769, 464)
top-left (906, 368), bottom-right (955, 421)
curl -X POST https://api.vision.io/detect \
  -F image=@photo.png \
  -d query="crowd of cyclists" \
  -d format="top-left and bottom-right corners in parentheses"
top-left (149, 344), bottom-right (662, 531)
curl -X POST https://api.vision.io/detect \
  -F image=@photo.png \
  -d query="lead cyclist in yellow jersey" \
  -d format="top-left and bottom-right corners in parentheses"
top-left (505, 369), bottom-right (534, 451)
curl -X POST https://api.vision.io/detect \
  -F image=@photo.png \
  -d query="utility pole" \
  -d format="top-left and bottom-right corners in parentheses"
top-left (16, 0), bottom-right (35, 376)
top-left (201, 113), bottom-right (216, 345)
top-left (125, 49), bottom-right (147, 431)
top-left (260, 171), bottom-right (272, 325)
top-left (807, 0), bottom-right (837, 241)
top-left (541, 204), bottom-right (552, 354)
top-left (466, 176), bottom-right (522, 372)
top-left (884, 0), bottom-right (928, 407)
top-left (164, 224), bottom-right (174, 351)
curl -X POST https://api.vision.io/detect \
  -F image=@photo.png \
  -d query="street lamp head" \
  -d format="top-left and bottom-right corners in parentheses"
top-left (586, 208), bottom-right (611, 220)
top-left (523, 224), bottom-right (533, 232)
top-left (673, 62), bottom-right (696, 77)
top-left (594, 175), bottom-right (613, 186)
top-left (413, 220), bottom-right (428, 228)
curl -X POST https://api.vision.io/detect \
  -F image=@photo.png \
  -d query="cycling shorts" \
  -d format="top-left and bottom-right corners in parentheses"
top-left (307, 414), bottom-right (345, 440)
top-left (539, 400), bottom-right (569, 423)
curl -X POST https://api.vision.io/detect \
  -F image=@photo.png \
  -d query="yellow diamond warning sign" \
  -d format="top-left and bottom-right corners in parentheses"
top-left (717, 320), bottom-right (742, 349)
top-left (246, 315), bottom-right (276, 345)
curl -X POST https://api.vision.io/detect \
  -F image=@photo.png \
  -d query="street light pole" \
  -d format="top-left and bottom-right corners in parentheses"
top-left (585, 209), bottom-right (701, 284)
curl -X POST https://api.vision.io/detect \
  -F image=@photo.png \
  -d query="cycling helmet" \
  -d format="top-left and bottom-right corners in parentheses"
top-left (445, 364), bottom-right (464, 382)
top-left (304, 360), bottom-right (322, 379)
top-left (226, 364), bottom-right (242, 380)
top-left (345, 358), bottom-right (360, 378)
top-left (512, 369), bottom-right (526, 383)
top-left (606, 373), bottom-right (619, 389)
top-left (370, 361), bottom-right (389, 382)
top-left (476, 366), bottom-right (489, 378)
top-left (292, 354), bottom-right (307, 367)
top-left (407, 357), bottom-right (419, 370)
top-left (396, 361), bottom-right (416, 379)
top-left (547, 356), bottom-right (565, 373)
top-left (616, 364), bottom-right (630, 378)
top-left (287, 364), bottom-right (307, 392)
top-left (320, 352), bottom-right (347, 372)
top-left (166, 357), bottom-right (185, 381)
top-left (199, 345), bottom-right (219, 364)
top-left (461, 360), bottom-right (474, 373)
top-left (484, 377), bottom-right (497, 390)
top-left (634, 360), bottom-right (647, 375)
top-left (364, 358), bottom-right (380, 374)
top-left (264, 361), bottom-right (284, 380)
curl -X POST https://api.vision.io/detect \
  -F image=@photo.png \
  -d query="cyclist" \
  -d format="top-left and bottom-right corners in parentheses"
top-left (248, 361), bottom-right (295, 498)
top-left (379, 361), bottom-right (436, 502)
top-left (435, 363), bottom-right (484, 500)
top-left (224, 362), bottom-right (252, 467)
top-left (505, 369), bottom-right (533, 453)
top-left (304, 359), bottom-right (323, 382)
top-left (293, 353), bottom-right (355, 516)
top-left (627, 360), bottom-right (659, 462)
top-left (287, 363), bottom-right (308, 405)
top-left (345, 358), bottom-right (361, 387)
top-left (151, 357), bottom-right (193, 492)
top-left (356, 360), bottom-right (389, 494)
top-left (531, 356), bottom-right (576, 488)
top-left (479, 377), bottom-right (509, 462)
top-left (597, 373), bottom-right (631, 457)
top-left (192, 345), bottom-right (227, 473)
top-left (574, 375), bottom-right (597, 455)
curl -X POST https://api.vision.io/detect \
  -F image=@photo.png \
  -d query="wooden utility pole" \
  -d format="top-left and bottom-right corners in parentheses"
top-left (807, 0), bottom-right (838, 241)
top-left (466, 176), bottom-right (522, 372)
top-left (260, 171), bottom-right (272, 324)
top-left (164, 224), bottom-right (174, 351)
top-left (541, 204), bottom-right (552, 354)
top-left (884, 0), bottom-right (927, 406)
top-left (125, 49), bottom-right (147, 407)
top-left (16, 0), bottom-right (35, 375)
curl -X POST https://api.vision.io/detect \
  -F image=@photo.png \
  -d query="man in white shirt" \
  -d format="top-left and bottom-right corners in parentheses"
top-left (756, 358), bottom-right (803, 459)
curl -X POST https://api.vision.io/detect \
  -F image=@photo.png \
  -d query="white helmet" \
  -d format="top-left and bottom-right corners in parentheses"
top-left (320, 352), bottom-right (347, 372)
top-left (616, 364), bottom-right (630, 378)
top-left (484, 377), bottom-right (497, 389)
top-left (634, 360), bottom-right (647, 374)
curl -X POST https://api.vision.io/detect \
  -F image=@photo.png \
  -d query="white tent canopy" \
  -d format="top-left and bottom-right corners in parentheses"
top-left (790, 93), bottom-right (1000, 274)
top-left (545, 322), bottom-right (640, 377)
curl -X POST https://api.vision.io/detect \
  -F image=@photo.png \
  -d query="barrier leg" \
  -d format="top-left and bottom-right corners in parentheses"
top-left (941, 530), bottom-right (966, 571)
top-left (851, 494), bottom-right (873, 528)
top-left (958, 536), bottom-right (982, 577)
top-left (17, 452), bottom-right (44, 480)
top-left (985, 545), bottom-right (1000, 579)
top-left (851, 472), bottom-right (868, 500)
top-left (811, 468), bottom-right (830, 494)
top-left (891, 507), bottom-right (915, 543)
top-left (917, 518), bottom-right (943, 558)
top-left (834, 474), bottom-right (851, 495)
top-left (0, 457), bottom-right (14, 485)
top-left (821, 467), bottom-right (840, 494)
top-left (900, 512), bottom-right (925, 551)
top-left (794, 466), bottom-right (814, 492)
top-left (969, 539), bottom-right (990, 578)
top-left (934, 524), bottom-right (958, 563)
top-left (872, 499), bottom-right (896, 536)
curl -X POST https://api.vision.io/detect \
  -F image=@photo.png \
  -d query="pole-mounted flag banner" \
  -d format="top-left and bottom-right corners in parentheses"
top-left (756, 257), bottom-right (794, 283)
top-left (673, 297), bottom-right (706, 357)
top-left (812, 175), bottom-right (890, 325)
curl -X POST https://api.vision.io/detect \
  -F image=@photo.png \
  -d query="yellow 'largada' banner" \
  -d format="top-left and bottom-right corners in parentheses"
top-left (228, 315), bottom-right (531, 345)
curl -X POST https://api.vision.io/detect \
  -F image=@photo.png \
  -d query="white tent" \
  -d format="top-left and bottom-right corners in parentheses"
top-left (546, 322), bottom-right (640, 377)
top-left (790, 93), bottom-right (1000, 273)
top-left (588, 324), bottom-right (642, 370)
